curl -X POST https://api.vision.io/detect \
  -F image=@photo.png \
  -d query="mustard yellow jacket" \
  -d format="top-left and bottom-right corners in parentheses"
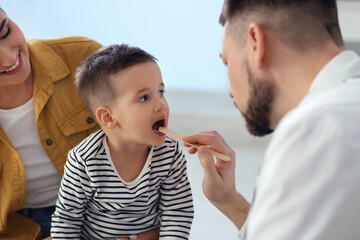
top-left (0, 36), bottom-right (101, 239)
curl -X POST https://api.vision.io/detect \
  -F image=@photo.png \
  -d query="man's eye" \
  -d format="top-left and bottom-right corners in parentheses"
top-left (1, 27), bottom-right (11, 40)
top-left (158, 90), bottom-right (165, 97)
top-left (139, 95), bottom-right (149, 102)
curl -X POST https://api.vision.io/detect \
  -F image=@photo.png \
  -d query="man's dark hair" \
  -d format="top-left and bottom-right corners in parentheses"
top-left (220, 0), bottom-right (343, 50)
top-left (75, 44), bottom-right (157, 114)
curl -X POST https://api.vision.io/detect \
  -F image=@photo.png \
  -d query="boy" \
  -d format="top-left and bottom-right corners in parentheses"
top-left (51, 44), bottom-right (194, 239)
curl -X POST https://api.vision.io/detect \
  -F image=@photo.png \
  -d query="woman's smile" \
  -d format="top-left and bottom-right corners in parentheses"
top-left (0, 50), bottom-right (23, 76)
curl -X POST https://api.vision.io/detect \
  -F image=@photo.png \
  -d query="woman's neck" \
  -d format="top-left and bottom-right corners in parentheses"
top-left (0, 70), bottom-right (34, 109)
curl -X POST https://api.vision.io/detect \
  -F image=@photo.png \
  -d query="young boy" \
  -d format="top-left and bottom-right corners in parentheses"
top-left (51, 44), bottom-right (194, 239)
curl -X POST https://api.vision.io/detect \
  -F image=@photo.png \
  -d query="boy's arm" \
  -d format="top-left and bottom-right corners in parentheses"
top-left (159, 141), bottom-right (194, 239)
top-left (51, 150), bottom-right (91, 239)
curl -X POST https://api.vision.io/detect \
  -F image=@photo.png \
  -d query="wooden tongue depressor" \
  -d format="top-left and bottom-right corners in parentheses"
top-left (158, 127), bottom-right (231, 161)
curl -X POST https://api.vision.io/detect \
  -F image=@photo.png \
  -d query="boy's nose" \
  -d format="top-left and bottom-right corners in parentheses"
top-left (154, 97), bottom-right (167, 112)
top-left (0, 46), bottom-right (17, 68)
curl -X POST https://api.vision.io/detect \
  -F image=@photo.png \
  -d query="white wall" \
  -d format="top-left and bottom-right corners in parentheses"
top-left (3, 1), bottom-right (360, 92)
top-left (1, 0), bottom-right (229, 92)
top-left (338, 1), bottom-right (360, 43)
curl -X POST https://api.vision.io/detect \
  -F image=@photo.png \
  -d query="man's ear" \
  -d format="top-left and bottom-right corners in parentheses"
top-left (95, 106), bottom-right (118, 129)
top-left (247, 23), bottom-right (266, 69)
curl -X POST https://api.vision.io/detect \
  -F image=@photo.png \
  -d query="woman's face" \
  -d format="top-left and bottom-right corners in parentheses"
top-left (0, 10), bottom-right (31, 88)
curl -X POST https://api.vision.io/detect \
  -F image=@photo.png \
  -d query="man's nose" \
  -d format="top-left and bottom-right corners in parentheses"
top-left (229, 89), bottom-right (234, 98)
top-left (0, 46), bottom-right (17, 67)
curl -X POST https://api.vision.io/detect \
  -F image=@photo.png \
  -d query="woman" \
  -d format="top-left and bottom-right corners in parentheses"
top-left (0, 7), bottom-right (101, 239)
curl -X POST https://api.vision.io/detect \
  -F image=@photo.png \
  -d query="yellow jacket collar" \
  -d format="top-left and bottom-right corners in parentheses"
top-left (27, 39), bottom-right (70, 83)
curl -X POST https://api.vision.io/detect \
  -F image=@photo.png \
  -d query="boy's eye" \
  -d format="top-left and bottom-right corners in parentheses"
top-left (158, 90), bottom-right (165, 97)
top-left (139, 95), bottom-right (149, 102)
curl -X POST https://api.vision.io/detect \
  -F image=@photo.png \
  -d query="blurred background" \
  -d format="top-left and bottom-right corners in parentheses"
top-left (2, 0), bottom-right (359, 239)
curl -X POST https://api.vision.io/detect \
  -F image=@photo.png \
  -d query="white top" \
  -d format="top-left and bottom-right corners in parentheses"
top-left (0, 98), bottom-right (61, 208)
top-left (51, 130), bottom-right (194, 239)
top-left (239, 50), bottom-right (360, 239)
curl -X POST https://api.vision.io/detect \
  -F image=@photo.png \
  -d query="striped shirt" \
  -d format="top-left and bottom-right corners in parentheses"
top-left (51, 130), bottom-right (194, 239)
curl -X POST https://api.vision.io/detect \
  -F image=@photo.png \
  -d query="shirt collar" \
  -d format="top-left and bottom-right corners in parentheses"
top-left (309, 50), bottom-right (360, 94)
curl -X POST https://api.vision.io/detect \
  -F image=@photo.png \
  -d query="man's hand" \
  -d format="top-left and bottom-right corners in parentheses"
top-left (183, 130), bottom-right (236, 202)
top-left (183, 130), bottom-right (250, 229)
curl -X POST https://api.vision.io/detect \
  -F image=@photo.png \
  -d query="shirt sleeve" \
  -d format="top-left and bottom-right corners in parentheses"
top-left (51, 149), bottom-right (92, 239)
top-left (238, 219), bottom-right (248, 239)
top-left (245, 113), bottom-right (360, 239)
top-left (159, 141), bottom-right (194, 239)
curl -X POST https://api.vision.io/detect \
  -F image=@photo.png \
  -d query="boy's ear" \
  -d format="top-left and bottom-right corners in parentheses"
top-left (95, 106), bottom-right (118, 129)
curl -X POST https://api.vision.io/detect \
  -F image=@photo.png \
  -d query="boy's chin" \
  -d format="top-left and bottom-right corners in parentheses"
top-left (151, 137), bottom-right (166, 146)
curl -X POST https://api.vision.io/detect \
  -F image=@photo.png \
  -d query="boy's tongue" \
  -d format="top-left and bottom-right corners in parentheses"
top-left (152, 120), bottom-right (164, 131)
top-left (152, 123), bottom-right (160, 131)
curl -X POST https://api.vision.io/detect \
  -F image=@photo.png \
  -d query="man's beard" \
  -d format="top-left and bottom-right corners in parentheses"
top-left (240, 63), bottom-right (274, 137)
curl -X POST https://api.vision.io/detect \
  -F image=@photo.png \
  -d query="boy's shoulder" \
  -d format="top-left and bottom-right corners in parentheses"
top-left (157, 136), bottom-right (177, 148)
top-left (71, 129), bottom-right (106, 158)
top-left (152, 136), bottom-right (182, 156)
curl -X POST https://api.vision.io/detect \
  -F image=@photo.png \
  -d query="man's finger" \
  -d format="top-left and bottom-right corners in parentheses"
top-left (183, 131), bottom-right (226, 149)
top-left (198, 146), bottom-right (219, 179)
top-left (187, 147), bottom-right (198, 154)
top-left (184, 133), bottom-right (233, 160)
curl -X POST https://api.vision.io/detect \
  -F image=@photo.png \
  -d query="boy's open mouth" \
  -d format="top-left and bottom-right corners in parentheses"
top-left (152, 119), bottom-right (165, 132)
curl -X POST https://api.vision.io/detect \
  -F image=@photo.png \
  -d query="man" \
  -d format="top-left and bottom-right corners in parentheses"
top-left (184, 0), bottom-right (360, 239)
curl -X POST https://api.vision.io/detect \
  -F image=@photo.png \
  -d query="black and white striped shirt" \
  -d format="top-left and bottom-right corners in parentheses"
top-left (51, 130), bottom-right (194, 239)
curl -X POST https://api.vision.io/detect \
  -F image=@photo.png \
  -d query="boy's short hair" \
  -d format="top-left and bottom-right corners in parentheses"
top-left (75, 44), bottom-right (157, 114)
top-left (220, 0), bottom-right (343, 50)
